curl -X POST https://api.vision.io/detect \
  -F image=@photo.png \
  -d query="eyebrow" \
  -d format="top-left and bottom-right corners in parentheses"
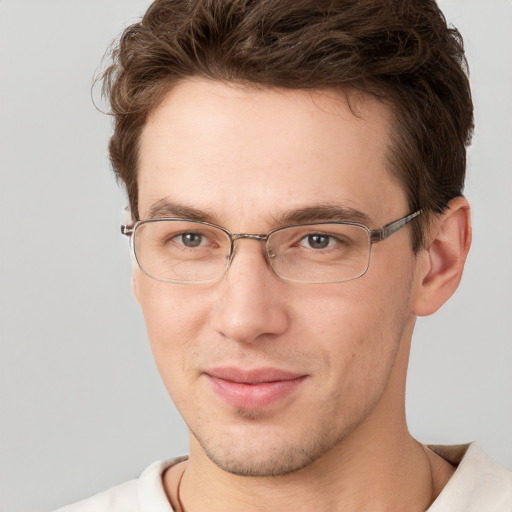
top-left (274, 204), bottom-right (372, 226)
top-left (144, 199), bottom-right (372, 227)
top-left (146, 199), bottom-right (216, 223)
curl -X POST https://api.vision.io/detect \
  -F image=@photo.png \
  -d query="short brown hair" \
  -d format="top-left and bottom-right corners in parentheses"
top-left (102, 0), bottom-right (474, 250)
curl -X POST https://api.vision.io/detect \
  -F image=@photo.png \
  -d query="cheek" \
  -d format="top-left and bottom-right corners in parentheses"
top-left (294, 271), bottom-right (411, 384)
top-left (292, 278), bottom-right (399, 342)
top-left (135, 274), bottom-right (212, 375)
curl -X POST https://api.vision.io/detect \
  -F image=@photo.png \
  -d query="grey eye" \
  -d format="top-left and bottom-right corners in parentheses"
top-left (303, 234), bottom-right (333, 249)
top-left (180, 233), bottom-right (203, 247)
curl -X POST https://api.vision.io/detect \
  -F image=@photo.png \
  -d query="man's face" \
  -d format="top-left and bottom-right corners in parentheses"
top-left (134, 80), bottom-right (420, 476)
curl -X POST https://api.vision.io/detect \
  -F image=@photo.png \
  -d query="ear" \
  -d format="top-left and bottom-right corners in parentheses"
top-left (131, 271), bottom-right (141, 304)
top-left (412, 197), bottom-right (472, 316)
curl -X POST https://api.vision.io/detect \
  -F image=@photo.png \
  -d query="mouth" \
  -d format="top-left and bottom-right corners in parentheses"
top-left (204, 367), bottom-right (308, 410)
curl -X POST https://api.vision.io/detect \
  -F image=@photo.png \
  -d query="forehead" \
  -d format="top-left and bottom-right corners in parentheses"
top-left (137, 80), bottom-right (407, 228)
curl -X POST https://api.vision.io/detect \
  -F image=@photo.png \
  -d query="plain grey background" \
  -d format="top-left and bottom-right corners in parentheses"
top-left (1, 1), bottom-right (511, 511)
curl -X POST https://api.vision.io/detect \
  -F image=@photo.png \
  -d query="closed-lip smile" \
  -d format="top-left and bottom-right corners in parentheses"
top-left (205, 367), bottom-right (307, 410)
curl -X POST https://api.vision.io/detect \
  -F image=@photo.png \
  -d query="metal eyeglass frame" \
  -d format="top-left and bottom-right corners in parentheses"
top-left (121, 209), bottom-right (422, 284)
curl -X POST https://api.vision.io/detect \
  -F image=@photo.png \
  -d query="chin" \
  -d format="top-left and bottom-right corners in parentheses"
top-left (203, 442), bottom-right (322, 477)
top-left (190, 418), bottom-right (349, 477)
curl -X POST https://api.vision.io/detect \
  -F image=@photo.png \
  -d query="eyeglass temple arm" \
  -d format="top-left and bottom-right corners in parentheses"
top-left (121, 225), bottom-right (133, 237)
top-left (120, 205), bottom-right (135, 237)
top-left (370, 210), bottom-right (422, 243)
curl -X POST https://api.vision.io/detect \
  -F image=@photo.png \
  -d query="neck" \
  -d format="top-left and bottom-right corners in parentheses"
top-left (168, 422), bottom-right (453, 512)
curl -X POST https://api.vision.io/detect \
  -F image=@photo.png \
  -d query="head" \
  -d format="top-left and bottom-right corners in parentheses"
top-left (101, 0), bottom-right (473, 477)
top-left (103, 0), bottom-right (473, 251)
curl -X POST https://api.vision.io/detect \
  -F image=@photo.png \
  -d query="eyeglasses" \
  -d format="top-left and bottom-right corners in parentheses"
top-left (121, 210), bottom-right (422, 284)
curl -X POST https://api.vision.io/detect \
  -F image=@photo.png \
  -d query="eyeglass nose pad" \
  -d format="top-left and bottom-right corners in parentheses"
top-left (226, 245), bottom-right (236, 264)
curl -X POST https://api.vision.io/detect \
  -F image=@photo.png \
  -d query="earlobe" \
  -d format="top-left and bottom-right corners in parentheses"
top-left (131, 273), bottom-right (140, 304)
top-left (412, 197), bottom-right (472, 316)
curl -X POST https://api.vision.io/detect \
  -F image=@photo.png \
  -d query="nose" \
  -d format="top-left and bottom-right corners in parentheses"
top-left (211, 240), bottom-right (290, 344)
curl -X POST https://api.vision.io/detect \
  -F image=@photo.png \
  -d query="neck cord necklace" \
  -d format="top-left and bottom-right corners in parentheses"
top-left (176, 467), bottom-right (187, 512)
top-left (423, 445), bottom-right (436, 509)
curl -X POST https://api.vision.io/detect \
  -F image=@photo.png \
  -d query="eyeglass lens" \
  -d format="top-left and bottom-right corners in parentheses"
top-left (133, 220), bottom-right (372, 284)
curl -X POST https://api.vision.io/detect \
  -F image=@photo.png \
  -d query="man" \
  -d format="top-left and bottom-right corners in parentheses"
top-left (56, 0), bottom-right (512, 510)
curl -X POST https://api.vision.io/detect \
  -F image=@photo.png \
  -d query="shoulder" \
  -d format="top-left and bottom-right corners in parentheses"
top-left (428, 443), bottom-right (512, 511)
top-left (52, 457), bottom-right (187, 512)
top-left (53, 478), bottom-right (138, 512)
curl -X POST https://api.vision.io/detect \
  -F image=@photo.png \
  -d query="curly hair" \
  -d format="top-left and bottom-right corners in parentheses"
top-left (102, 0), bottom-right (474, 250)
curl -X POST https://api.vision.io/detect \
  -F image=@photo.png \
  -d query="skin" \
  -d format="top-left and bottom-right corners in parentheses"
top-left (133, 79), bottom-right (471, 511)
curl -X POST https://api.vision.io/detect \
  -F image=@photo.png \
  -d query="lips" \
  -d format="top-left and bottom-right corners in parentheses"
top-left (205, 367), bottom-right (307, 410)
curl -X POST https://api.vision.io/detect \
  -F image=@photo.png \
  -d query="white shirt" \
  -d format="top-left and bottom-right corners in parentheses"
top-left (427, 443), bottom-right (512, 511)
top-left (53, 443), bottom-right (512, 511)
